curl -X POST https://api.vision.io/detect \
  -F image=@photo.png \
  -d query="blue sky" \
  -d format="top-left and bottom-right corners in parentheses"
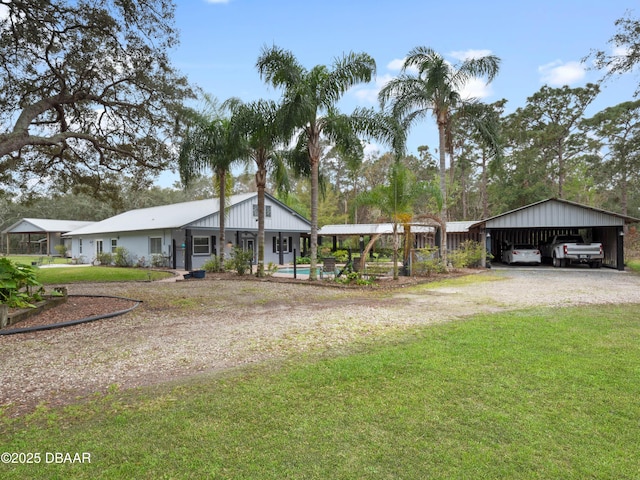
top-left (160, 0), bottom-right (639, 186)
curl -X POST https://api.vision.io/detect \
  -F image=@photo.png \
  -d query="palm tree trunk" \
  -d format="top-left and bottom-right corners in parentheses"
top-left (308, 129), bottom-right (321, 281)
top-left (392, 222), bottom-right (399, 280)
top-left (481, 149), bottom-right (488, 218)
top-left (437, 120), bottom-right (448, 266)
top-left (217, 168), bottom-right (226, 271)
top-left (255, 157), bottom-right (267, 277)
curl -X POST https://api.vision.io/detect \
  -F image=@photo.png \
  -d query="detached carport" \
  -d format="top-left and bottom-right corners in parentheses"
top-left (2, 218), bottom-right (95, 256)
top-left (470, 199), bottom-right (639, 271)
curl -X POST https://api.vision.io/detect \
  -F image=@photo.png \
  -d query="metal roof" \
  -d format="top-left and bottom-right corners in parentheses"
top-left (65, 193), bottom-right (311, 236)
top-left (470, 198), bottom-right (640, 230)
top-left (2, 218), bottom-right (95, 234)
top-left (318, 223), bottom-right (442, 236)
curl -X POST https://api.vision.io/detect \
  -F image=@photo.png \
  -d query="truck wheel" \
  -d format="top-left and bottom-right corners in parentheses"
top-left (553, 255), bottom-right (560, 268)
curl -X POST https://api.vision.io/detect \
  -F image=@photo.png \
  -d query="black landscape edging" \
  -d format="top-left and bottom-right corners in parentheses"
top-left (0, 295), bottom-right (142, 336)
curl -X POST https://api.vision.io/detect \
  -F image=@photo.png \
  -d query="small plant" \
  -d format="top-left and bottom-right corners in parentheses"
top-left (335, 271), bottom-right (374, 286)
top-left (296, 256), bottom-right (311, 265)
top-left (230, 247), bottom-right (254, 276)
top-left (150, 254), bottom-right (167, 268)
top-left (114, 247), bottom-right (133, 267)
top-left (0, 258), bottom-right (45, 308)
top-left (54, 244), bottom-right (68, 257)
top-left (414, 246), bottom-right (447, 276)
top-left (332, 249), bottom-right (350, 262)
top-left (449, 240), bottom-right (485, 269)
top-left (95, 252), bottom-right (113, 266)
top-left (202, 255), bottom-right (221, 273)
top-left (266, 262), bottom-right (279, 276)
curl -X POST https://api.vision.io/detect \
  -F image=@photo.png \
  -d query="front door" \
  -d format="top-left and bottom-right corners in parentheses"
top-left (245, 239), bottom-right (255, 263)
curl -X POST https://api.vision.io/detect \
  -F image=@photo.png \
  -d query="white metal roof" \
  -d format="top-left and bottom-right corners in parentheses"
top-left (446, 221), bottom-right (477, 233)
top-left (318, 223), bottom-right (440, 236)
top-left (2, 218), bottom-right (95, 234)
top-left (66, 193), bottom-right (256, 236)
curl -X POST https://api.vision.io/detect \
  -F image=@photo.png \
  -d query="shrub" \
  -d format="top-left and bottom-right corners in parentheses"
top-left (95, 252), bottom-right (113, 265)
top-left (335, 271), bottom-right (374, 286)
top-left (331, 249), bottom-right (350, 262)
top-left (413, 246), bottom-right (447, 276)
top-left (150, 254), bottom-right (166, 268)
top-left (449, 240), bottom-right (485, 269)
top-left (114, 247), bottom-right (133, 267)
top-left (266, 262), bottom-right (279, 276)
top-left (202, 255), bottom-right (221, 273)
top-left (230, 247), bottom-right (254, 276)
top-left (54, 244), bottom-right (68, 257)
top-left (0, 258), bottom-right (44, 308)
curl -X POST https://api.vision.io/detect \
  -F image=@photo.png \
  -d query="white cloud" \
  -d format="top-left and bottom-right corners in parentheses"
top-left (387, 58), bottom-right (405, 71)
top-left (449, 49), bottom-right (493, 61)
top-left (351, 73), bottom-right (394, 105)
top-left (459, 77), bottom-right (493, 100)
top-left (538, 60), bottom-right (585, 86)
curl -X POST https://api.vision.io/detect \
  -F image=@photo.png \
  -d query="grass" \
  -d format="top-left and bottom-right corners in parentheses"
top-left (5, 255), bottom-right (70, 266)
top-left (4, 255), bottom-right (174, 283)
top-left (2, 304), bottom-right (639, 479)
top-left (627, 258), bottom-right (640, 273)
top-left (35, 266), bottom-right (173, 284)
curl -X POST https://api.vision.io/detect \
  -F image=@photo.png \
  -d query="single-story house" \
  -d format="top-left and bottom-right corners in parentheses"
top-left (65, 192), bottom-right (311, 270)
top-left (2, 218), bottom-right (95, 256)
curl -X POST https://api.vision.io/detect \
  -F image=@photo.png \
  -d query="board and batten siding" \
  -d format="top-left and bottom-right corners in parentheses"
top-left (187, 198), bottom-right (309, 232)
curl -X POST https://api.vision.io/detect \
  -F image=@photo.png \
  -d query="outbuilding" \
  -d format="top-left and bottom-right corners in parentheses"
top-left (470, 198), bottom-right (640, 271)
top-left (2, 218), bottom-right (95, 256)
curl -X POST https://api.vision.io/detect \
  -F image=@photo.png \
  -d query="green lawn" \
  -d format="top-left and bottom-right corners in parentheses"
top-left (33, 266), bottom-right (173, 284)
top-left (627, 258), bottom-right (640, 273)
top-left (4, 255), bottom-right (70, 266)
top-left (1, 304), bottom-right (639, 479)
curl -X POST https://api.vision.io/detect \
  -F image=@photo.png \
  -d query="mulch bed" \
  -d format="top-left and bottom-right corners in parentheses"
top-left (2, 296), bottom-right (140, 332)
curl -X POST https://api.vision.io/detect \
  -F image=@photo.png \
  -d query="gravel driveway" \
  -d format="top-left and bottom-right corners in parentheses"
top-left (1, 268), bottom-right (639, 416)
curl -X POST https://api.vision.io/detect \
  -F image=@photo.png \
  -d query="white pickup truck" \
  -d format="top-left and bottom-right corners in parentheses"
top-left (540, 235), bottom-right (604, 268)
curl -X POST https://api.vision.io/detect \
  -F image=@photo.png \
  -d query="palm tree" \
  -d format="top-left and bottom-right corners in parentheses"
top-left (228, 98), bottom-right (290, 277)
top-left (178, 97), bottom-right (240, 269)
top-left (357, 162), bottom-right (441, 279)
top-left (379, 47), bottom-right (500, 265)
top-left (256, 46), bottom-right (377, 280)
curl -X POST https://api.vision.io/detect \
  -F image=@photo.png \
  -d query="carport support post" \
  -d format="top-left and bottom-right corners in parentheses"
top-left (617, 226), bottom-right (625, 271)
top-left (483, 229), bottom-right (491, 268)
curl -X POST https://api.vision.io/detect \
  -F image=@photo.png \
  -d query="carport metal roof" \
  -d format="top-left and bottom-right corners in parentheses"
top-left (470, 198), bottom-right (640, 230)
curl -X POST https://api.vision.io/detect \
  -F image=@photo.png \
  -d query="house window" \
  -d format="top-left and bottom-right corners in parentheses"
top-left (150, 237), bottom-right (162, 255)
top-left (253, 204), bottom-right (272, 218)
top-left (111, 238), bottom-right (118, 253)
top-left (273, 236), bottom-right (293, 253)
top-left (79, 239), bottom-right (83, 254)
top-left (193, 236), bottom-right (210, 255)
